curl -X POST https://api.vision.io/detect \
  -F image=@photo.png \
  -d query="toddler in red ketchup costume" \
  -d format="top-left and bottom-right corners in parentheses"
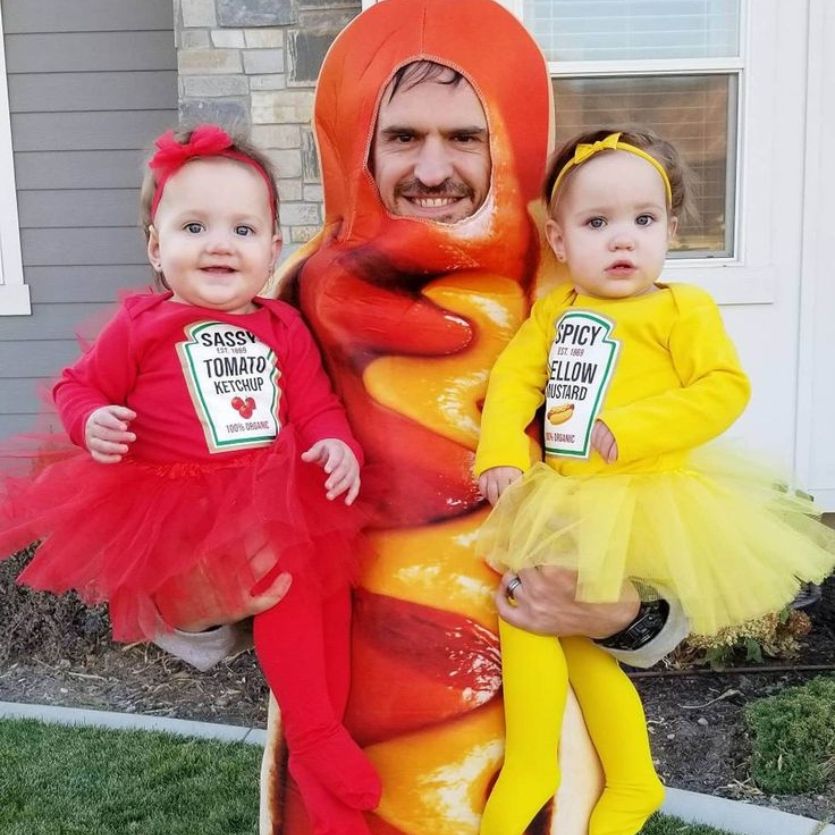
top-left (0, 125), bottom-right (380, 833)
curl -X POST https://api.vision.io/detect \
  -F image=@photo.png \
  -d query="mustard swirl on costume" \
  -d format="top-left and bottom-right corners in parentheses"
top-left (475, 138), bottom-right (835, 835)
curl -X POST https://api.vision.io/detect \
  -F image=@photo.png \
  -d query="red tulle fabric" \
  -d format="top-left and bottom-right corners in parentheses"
top-left (0, 425), bottom-right (362, 642)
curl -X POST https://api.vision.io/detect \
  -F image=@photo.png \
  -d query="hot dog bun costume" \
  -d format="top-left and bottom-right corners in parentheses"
top-left (257, 1), bottom-right (663, 833)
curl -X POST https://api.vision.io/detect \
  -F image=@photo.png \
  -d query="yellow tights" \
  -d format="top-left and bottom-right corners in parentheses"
top-left (480, 620), bottom-right (664, 835)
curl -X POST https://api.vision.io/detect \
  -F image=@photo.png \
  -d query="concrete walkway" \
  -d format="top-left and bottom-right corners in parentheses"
top-left (0, 699), bottom-right (266, 746)
top-left (1, 700), bottom-right (833, 835)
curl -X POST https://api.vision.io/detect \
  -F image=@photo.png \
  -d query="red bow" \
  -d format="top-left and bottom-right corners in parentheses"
top-left (149, 124), bottom-right (234, 178)
top-left (147, 124), bottom-right (277, 223)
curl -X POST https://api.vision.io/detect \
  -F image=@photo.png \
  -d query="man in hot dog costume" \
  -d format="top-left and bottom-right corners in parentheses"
top-left (160, 0), bottom-right (687, 832)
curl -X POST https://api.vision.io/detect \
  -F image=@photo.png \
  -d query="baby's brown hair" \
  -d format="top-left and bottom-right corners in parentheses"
top-left (543, 128), bottom-right (695, 223)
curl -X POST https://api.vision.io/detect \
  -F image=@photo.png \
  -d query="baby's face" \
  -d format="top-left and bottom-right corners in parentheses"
top-left (546, 150), bottom-right (676, 300)
top-left (148, 157), bottom-right (281, 314)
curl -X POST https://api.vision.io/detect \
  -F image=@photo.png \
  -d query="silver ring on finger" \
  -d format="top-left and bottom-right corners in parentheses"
top-left (505, 574), bottom-right (523, 603)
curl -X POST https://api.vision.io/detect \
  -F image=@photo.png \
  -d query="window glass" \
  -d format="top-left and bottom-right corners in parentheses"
top-left (525, 0), bottom-right (741, 62)
top-left (552, 74), bottom-right (737, 256)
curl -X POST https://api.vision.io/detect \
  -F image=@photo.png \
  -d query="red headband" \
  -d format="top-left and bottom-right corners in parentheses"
top-left (148, 124), bottom-right (277, 224)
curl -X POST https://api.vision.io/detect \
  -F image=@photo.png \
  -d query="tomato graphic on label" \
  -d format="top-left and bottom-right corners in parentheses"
top-left (230, 396), bottom-right (256, 419)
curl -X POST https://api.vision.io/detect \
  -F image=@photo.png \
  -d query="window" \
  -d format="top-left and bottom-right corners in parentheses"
top-left (501, 0), bottom-right (797, 303)
top-left (0, 7), bottom-right (29, 316)
top-left (550, 73), bottom-right (737, 257)
top-left (523, 1), bottom-right (741, 259)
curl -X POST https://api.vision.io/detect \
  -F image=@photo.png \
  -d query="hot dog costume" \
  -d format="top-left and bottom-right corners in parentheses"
top-left (258, 1), bottom-right (665, 833)
top-left (0, 292), bottom-right (375, 823)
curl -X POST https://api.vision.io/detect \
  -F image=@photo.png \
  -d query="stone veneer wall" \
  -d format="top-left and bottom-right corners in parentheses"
top-left (174, 0), bottom-right (361, 252)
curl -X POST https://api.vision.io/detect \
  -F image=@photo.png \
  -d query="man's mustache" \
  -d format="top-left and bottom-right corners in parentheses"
top-left (396, 179), bottom-right (472, 199)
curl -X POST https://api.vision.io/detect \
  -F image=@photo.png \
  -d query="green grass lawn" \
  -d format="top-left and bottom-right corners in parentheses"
top-left (0, 718), bottom-right (733, 834)
top-left (642, 815), bottom-right (733, 835)
top-left (0, 718), bottom-right (261, 835)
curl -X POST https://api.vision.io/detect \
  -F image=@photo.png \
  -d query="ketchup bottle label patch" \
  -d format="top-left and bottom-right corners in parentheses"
top-left (544, 311), bottom-right (619, 458)
top-left (177, 321), bottom-right (281, 452)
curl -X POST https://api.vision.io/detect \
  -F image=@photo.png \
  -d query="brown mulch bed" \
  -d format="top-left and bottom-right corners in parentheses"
top-left (1, 546), bottom-right (833, 823)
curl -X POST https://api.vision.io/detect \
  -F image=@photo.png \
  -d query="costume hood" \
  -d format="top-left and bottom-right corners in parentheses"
top-left (310, 0), bottom-right (552, 276)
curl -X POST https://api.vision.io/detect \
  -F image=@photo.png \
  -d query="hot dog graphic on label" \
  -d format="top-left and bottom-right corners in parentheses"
top-left (546, 403), bottom-right (575, 425)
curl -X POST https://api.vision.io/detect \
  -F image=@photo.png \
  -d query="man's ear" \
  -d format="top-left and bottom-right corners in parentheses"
top-left (545, 217), bottom-right (566, 262)
top-left (147, 225), bottom-right (161, 272)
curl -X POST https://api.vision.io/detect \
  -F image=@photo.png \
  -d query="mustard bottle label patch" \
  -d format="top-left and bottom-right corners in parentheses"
top-left (177, 321), bottom-right (281, 453)
top-left (544, 311), bottom-right (619, 458)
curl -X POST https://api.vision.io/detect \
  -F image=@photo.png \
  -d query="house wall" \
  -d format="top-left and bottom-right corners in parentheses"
top-left (0, 0), bottom-right (178, 437)
top-left (175, 0), bottom-right (361, 249)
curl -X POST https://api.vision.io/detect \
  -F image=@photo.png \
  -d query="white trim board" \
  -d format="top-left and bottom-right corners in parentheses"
top-left (0, 6), bottom-right (30, 316)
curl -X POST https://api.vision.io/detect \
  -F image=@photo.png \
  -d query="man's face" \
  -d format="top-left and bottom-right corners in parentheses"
top-left (371, 72), bottom-right (491, 224)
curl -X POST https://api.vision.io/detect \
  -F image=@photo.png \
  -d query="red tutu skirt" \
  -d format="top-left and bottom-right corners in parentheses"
top-left (0, 425), bottom-right (363, 642)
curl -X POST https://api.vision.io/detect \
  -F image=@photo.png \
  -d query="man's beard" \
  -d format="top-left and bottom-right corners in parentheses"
top-left (395, 178), bottom-right (473, 200)
top-left (394, 178), bottom-right (475, 223)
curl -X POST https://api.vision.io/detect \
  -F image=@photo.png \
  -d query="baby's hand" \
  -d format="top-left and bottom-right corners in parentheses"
top-left (591, 419), bottom-right (618, 463)
top-left (85, 405), bottom-right (137, 464)
top-left (301, 439), bottom-right (360, 505)
top-left (478, 466), bottom-right (523, 506)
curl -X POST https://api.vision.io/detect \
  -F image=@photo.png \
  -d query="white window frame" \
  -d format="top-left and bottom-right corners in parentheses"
top-left (0, 7), bottom-right (30, 316)
top-left (500, 0), bottom-right (798, 306)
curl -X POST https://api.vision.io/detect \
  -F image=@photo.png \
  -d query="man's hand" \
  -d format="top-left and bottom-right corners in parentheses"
top-left (156, 544), bottom-right (293, 633)
top-left (301, 439), bottom-right (361, 505)
top-left (495, 566), bottom-right (640, 638)
top-left (85, 405), bottom-right (137, 463)
top-left (478, 466), bottom-right (523, 506)
top-left (591, 419), bottom-right (618, 463)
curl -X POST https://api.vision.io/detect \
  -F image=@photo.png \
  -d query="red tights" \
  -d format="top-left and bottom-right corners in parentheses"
top-left (253, 582), bottom-right (380, 835)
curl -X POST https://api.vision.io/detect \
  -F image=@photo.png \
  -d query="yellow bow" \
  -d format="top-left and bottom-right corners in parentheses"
top-left (550, 132), bottom-right (673, 207)
top-left (572, 132), bottom-right (623, 166)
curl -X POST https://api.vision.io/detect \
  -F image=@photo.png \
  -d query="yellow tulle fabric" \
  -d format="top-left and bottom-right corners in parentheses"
top-left (478, 445), bottom-right (835, 636)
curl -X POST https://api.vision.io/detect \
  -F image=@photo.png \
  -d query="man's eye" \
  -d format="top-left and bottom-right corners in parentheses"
top-left (636, 214), bottom-right (655, 226)
top-left (184, 222), bottom-right (204, 234)
top-left (393, 133), bottom-right (414, 143)
top-left (235, 225), bottom-right (254, 236)
top-left (587, 217), bottom-right (606, 229)
top-left (452, 133), bottom-right (482, 145)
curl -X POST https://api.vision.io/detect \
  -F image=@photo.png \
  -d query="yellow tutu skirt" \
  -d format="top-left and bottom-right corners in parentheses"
top-left (478, 446), bottom-right (835, 635)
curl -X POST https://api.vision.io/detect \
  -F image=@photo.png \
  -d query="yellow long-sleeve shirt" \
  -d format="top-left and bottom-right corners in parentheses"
top-left (475, 283), bottom-right (751, 477)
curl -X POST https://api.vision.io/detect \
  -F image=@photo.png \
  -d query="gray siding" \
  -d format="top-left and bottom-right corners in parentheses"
top-left (0, 0), bottom-right (177, 438)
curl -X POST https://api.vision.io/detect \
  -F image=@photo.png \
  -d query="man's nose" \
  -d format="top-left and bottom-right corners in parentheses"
top-left (413, 137), bottom-right (454, 187)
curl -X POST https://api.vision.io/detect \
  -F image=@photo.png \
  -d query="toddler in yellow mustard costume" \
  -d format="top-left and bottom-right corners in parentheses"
top-left (476, 128), bottom-right (835, 835)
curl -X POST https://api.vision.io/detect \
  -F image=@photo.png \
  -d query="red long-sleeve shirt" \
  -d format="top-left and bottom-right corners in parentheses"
top-left (53, 293), bottom-right (361, 465)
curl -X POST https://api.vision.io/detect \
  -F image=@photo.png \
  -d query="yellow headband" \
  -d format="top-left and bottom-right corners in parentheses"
top-left (550, 132), bottom-right (673, 206)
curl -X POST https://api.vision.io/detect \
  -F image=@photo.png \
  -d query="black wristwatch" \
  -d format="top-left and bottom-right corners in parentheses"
top-left (594, 599), bottom-right (670, 652)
